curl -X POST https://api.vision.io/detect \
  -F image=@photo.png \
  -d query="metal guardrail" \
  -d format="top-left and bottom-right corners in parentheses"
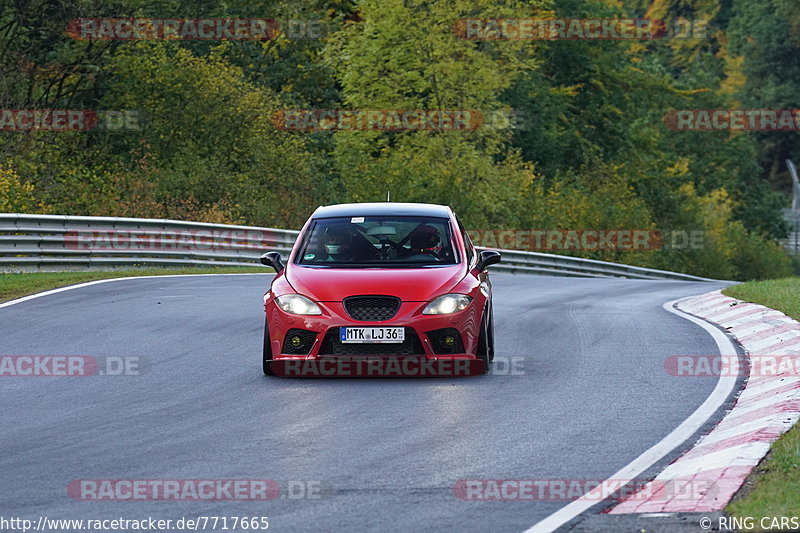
top-left (782, 208), bottom-right (800, 254)
top-left (0, 213), bottom-right (713, 281)
top-left (488, 248), bottom-right (713, 280)
top-left (782, 161), bottom-right (799, 254)
top-left (0, 213), bottom-right (298, 271)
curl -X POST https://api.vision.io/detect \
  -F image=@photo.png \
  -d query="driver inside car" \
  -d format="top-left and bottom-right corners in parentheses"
top-left (404, 225), bottom-right (444, 260)
top-left (318, 224), bottom-right (379, 262)
top-left (321, 225), bottom-right (356, 261)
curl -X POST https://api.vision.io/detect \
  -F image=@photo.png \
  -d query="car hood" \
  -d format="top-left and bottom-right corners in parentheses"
top-left (285, 264), bottom-right (466, 302)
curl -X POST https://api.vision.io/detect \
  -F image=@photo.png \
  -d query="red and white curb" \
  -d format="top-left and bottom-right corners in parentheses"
top-left (610, 289), bottom-right (800, 514)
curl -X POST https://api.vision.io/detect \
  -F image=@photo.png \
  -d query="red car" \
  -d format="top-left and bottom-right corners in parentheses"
top-left (260, 203), bottom-right (501, 377)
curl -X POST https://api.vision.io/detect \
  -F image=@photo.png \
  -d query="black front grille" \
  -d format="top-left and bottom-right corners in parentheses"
top-left (319, 327), bottom-right (425, 356)
top-left (281, 328), bottom-right (318, 355)
top-left (343, 296), bottom-right (401, 321)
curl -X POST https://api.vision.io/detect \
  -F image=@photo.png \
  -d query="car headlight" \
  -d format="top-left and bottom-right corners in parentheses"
top-left (422, 294), bottom-right (472, 315)
top-left (275, 294), bottom-right (322, 315)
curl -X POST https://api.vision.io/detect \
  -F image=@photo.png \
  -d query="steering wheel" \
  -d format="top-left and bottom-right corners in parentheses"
top-left (376, 238), bottom-right (403, 260)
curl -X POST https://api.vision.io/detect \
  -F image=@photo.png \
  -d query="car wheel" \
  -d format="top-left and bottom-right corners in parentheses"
top-left (477, 310), bottom-right (491, 374)
top-left (262, 316), bottom-right (274, 376)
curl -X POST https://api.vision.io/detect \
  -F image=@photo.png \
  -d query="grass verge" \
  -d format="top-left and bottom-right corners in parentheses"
top-left (723, 278), bottom-right (800, 322)
top-left (722, 278), bottom-right (800, 529)
top-left (0, 267), bottom-right (269, 304)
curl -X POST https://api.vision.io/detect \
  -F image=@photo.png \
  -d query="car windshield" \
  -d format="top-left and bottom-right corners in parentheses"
top-left (296, 216), bottom-right (457, 266)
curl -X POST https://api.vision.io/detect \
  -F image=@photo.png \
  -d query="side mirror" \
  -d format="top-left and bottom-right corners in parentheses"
top-left (260, 251), bottom-right (284, 273)
top-left (476, 250), bottom-right (501, 272)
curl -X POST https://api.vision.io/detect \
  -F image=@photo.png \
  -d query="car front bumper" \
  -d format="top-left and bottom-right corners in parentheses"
top-left (265, 300), bottom-right (482, 362)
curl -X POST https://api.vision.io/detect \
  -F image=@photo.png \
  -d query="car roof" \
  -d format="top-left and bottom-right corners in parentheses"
top-left (311, 202), bottom-right (453, 219)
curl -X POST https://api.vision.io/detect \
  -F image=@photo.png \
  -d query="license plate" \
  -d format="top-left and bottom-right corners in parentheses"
top-left (340, 327), bottom-right (405, 344)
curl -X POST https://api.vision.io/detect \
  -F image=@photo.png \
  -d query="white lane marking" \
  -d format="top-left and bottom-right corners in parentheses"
top-left (0, 274), bottom-right (268, 310)
top-left (522, 294), bottom-right (739, 533)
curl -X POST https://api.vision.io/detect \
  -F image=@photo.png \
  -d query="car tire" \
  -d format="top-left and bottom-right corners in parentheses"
top-left (477, 310), bottom-right (491, 374)
top-left (262, 316), bottom-right (274, 376)
top-left (487, 301), bottom-right (495, 362)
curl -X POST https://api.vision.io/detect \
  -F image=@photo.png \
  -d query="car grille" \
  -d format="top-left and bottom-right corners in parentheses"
top-left (318, 327), bottom-right (425, 356)
top-left (343, 296), bottom-right (401, 321)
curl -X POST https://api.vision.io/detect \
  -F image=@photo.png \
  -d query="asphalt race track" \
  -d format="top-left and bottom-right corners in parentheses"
top-left (0, 273), bottom-right (732, 533)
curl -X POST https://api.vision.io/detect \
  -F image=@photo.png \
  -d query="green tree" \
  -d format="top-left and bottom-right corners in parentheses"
top-left (0, 165), bottom-right (46, 213)
top-left (324, 0), bottom-right (549, 226)
top-left (99, 42), bottom-right (328, 227)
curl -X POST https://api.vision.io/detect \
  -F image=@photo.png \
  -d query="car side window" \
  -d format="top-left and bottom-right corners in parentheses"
top-left (455, 216), bottom-right (475, 266)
